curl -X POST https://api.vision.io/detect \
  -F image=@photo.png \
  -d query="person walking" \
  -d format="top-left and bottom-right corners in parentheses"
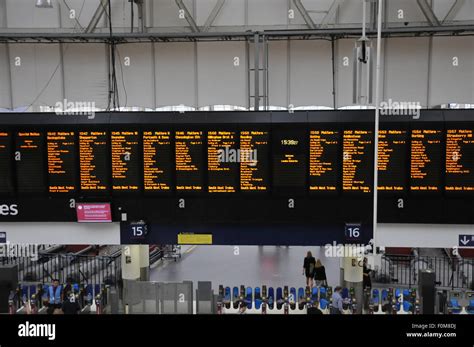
top-left (302, 251), bottom-right (316, 288)
top-left (314, 259), bottom-right (327, 287)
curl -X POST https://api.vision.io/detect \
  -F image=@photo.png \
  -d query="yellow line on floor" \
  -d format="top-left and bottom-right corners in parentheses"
top-left (184, 245), bottom-right (197, 254)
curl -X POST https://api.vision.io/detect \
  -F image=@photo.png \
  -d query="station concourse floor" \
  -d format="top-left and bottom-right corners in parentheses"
top-left (150, 245), bottom-right (341, 291)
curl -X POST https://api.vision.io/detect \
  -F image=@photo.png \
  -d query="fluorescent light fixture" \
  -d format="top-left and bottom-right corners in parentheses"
top-left (35, 0), bottom-right (53, 8)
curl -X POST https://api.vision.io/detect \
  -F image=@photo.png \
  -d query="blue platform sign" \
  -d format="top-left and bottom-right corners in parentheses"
top-left (345, 223), bottom-right (362, 241)
top-left (458, 234), bottom-right (474, 247)
top-left (0, 231), bottom-right (6, 244)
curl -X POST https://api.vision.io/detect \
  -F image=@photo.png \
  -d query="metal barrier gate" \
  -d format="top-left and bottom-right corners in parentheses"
top-left (123, 280), bottom-right (193, 314)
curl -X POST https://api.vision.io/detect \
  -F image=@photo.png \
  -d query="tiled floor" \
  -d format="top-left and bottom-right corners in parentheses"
top-left (150, 245), bottom-right (342, 291)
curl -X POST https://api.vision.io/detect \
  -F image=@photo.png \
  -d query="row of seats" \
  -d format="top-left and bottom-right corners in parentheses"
top-left (217, 285), bottom-right (356, 313)
top-left (368, 288), bottom-right (419, 314)
top-left (447, 291), bottom-right (474, 314)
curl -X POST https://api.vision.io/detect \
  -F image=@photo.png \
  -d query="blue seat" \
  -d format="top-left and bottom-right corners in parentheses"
top-left (466, 300), bottom-right (474, 314)
top-left (403, 301), bottom-right (412, 312)
top-left (448, 299), bottom-right (462, 314)
top-left (341, 287), bottom-right (349, 299)
top-left (73, 283), bottom-right (80, 292)
top-left (320, 298), bottom-right (329, 310)
top-left (319, 287), bottom-right (327, 299)
top-left (403, 289), bottom-right (410, 297)
top-left (372, 289), bottom-right (380, 305)
top-left (381, 289), bottom-right (388, 301)
top-left (29, 285), bottom-right (37, 296)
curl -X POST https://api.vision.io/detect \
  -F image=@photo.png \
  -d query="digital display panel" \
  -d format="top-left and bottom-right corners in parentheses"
top-left (342, 130), bottom-right (373, 193)
top-left (410, 129), bottom-right (443, 192)
top-left (47, 131), bottom-right (77, 193)
top-left (15, 132), bottom-right (46, 193)
top-left (143, 131), bottom-right (172, 192)
top-left (111, 131), bottom-right (140, 191)
top-left (208, 130), bottom-right (239, 193)
top-left (79, 131), bottom-right (109, 192)
top-left (309, 130), bottom-right (339, 192)
top-left (240, 130), bottom-right (269, 192)
top-left (377, 129), bottom-right (408, 192)
top-left (0, 132), bottom-right (13, 194)
top-left (272, 127), bottom-right (307, 194)
top-left (175, 130), bottom-right (204, 192)
top-left (446, 128), bottom-right (474, 192)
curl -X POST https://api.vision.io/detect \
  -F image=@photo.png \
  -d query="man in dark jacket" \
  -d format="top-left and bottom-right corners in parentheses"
top-left (62, 291), bottom-right (81, 314)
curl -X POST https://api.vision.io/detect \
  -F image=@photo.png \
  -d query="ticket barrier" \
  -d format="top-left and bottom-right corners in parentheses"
top-left (447, 291), bottom-right (463, 314)
top-left (341, 287), bottom-right (357, 314)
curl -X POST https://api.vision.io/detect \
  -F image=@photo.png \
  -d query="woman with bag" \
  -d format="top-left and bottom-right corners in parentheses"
top-left (314, 259), bottom-right (328, 287)
top-left (302, 251), bottom-right (316, 288)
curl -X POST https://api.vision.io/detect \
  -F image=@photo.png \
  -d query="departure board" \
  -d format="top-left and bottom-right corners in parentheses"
top-left (410, 129), bottom-right (442, 192)
top-left (378, 129), bottom-right (408, 192)
top-left (79, 131), bottom-right (109, 192)
top-left (240, 130), bottom-right (269, 192)
top-left (143, 131), bottom-right (172, 192)
top-left (273, 128), bottom-right (307, 191)
top-left (208, 130), bottom-right (239, 193)
top-left (175, 131), bottom-right (204, 191)
top-left (0, 132), bottom-right (13, 194)
top-left (446, 129), bottom-right (474, 192)
top-left (111, 131), bottom-right (140, 191)
top-left (47, 131), bottom-right (77, 193)
top-left (309, 130), bottom-right (339, 192)
top-left (342, 130), bottom-right (373, 193)
top-left (15, 132), bottom-right (46, 193)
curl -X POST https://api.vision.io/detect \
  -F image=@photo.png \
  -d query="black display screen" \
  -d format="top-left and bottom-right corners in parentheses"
top-left (272, 127), bottom-right (307, 193)
top-left (445, 128), bottom-right (474, 192)
top-left (175, 130), bottom-right (204, 192)
top-left (410, 129), bottom-right (443, 192)
top-left (342, 129), bottom-right (373, 193)
top-left (79, 131), bottom-right (109, 192)
top-left (378, 129), bottom-right (408, 192)
top-left (47, 131), bottom-right (77, 193)
top-left (0, 132), bottom-right (13, 194)
top-left (111, 131), bottom-right (140, 192)
top-left (15, 131), bottom-right (46, 193)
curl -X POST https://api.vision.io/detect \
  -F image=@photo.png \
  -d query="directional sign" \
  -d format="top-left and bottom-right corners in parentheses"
top-left (0, 231), bottom-right (6, 243)
top-left (458, 234), bottom-right (474, 247)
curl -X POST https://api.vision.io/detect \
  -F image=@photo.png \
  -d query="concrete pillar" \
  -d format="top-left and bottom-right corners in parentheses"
top-left (139, 245), bottom-right (150, 281)
top-left (121, 245), bottom-right (141, 281)
top-left (342, 246), bottom-right (364, 314)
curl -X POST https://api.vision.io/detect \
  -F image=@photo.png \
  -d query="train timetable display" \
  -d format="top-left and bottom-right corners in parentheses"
top-left (208, 130), bottom-right (238, 193)
top-left (143, 131), bottom-right (172, 191)
top-left (377, 129), bottom-right (408, 191)
top-left (79, 131), bottom-right (109, 192)
top-left (111, 131), bottom-right (140, 191)
top-left (175, 131), bottom-right (204, 191)
top-left (0, 132), bottom-right (13, 193)
top-left (309, 130), bottom-right (339, 192)
top-left (240, 130), bottom-right (269, 191)
top-left (47, 131), bottom-right (77, 193)
top-left (15, 132), bottom-right (46, 193)
top-left (410, 129), bottom-right (442, 192)
top-left (342, 130), bottom-right (373, 193)
top-left (446, 128), bottom-right (474, 191)
top-left (272, 129), bottom-right (307, 191)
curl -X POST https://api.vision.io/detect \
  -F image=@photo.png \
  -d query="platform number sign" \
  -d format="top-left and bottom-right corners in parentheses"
top-left (0, 231), bottom-right (5, 244)
top-left (129, 222), bottom-right (149, 240)
top-left (345, 223), bottom-right (362, 241)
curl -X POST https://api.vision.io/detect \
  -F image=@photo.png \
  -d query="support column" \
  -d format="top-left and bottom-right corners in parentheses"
top-left (342, 246), bottom-right (363, 314)
top-left (139, 245), bottom-right (150, 281)
top-left (121, 245), bottom-right (141, 281)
